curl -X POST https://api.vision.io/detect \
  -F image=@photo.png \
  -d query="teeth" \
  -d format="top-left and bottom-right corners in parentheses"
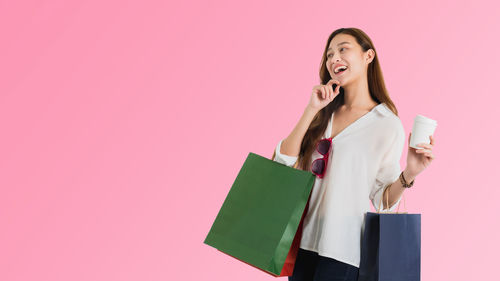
top-left (334, 66), bottom-right (347, 73)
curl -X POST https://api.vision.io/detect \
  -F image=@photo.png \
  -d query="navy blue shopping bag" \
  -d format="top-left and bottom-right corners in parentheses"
top-left (358, 191), bottom-right (421, 281)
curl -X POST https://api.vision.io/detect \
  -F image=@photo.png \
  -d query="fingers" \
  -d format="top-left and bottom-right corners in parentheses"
top-left (416, 149), bottom-right (435, 159)
top-left (335, 80), bottom-right (340, 95)
top-left (417, 143), bottom-right (433, 149)
top-left (326, 79), bottom-right (336, 87)
top-left (328, 79), bottom-right (340, 95)
top-left (415, 142), bottom-right (435, 160)
top-left (324, 80), bottom-right (332, 99)
top-left (415, 135), bottom-right (435, 149)
top-left (319, 79), bottom-right (340, 100)
top-left (412, 134), bottom-right (436, 160)
top-left (417, 135), bottom-right (434, 149)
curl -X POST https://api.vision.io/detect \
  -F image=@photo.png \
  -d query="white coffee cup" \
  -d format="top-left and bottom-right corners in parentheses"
top-left (410, 114), bottom-right (437, 149)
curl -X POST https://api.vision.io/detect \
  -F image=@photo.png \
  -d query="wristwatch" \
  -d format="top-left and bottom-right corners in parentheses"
top-left (399, 171), bottom-right (414, 188)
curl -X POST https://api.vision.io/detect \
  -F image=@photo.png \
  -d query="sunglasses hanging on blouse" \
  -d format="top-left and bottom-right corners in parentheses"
top-left (311, 137), bottom-right (333, 178)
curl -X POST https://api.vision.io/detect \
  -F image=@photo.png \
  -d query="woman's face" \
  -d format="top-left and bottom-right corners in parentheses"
top-left (326, 33), bottom-right (374, 87)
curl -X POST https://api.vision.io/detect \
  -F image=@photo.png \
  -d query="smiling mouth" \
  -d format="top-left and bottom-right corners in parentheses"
top-left (333, 66), bottom-right (348, 75)
top-left (334, 68), bottom-right (347, 75)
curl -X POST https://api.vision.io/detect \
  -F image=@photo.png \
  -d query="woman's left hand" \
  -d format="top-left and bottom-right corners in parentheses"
top-left (405, 132), bottom-right (435, 179)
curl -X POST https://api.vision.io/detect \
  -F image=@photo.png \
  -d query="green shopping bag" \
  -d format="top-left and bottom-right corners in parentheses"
top-left (204, 152), bottom-right (315, 277)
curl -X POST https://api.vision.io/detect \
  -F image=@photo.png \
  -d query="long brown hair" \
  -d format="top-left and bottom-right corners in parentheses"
top-left (296, 27), bottom-right (399, 171)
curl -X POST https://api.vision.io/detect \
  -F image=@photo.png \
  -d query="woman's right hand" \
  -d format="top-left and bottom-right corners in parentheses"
top-left (307, 79), bottom-right (341, 113)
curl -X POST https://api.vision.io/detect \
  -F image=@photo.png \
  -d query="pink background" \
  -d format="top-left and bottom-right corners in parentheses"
top-left (1, 0), bottom-right (498, 280)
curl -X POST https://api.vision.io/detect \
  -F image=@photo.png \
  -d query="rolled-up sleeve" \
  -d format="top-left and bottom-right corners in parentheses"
top-left (272, 138), bottom-right (298, 167)
top-left (370, 122), bottom-right (405, 212)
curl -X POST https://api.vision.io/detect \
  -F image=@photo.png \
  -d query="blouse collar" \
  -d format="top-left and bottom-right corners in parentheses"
top-left (324, 103), bottom-right (391, 139)
top-left (374, 102), bottom-right (391, 117)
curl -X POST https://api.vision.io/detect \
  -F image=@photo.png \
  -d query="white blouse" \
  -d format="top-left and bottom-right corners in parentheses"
top-left (273, 102), bottom-right (405, 268)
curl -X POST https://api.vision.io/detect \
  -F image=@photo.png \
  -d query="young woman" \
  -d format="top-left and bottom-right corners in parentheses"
top-left (272, 27), bottom-right (435, 281)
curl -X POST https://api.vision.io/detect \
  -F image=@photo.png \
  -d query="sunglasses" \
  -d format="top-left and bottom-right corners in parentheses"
top-left (311, 137), bottom-right (333, 178)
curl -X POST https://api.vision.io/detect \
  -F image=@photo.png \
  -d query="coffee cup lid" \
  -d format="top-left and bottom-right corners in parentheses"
top-left (415, 114), bottom-right (437, 126)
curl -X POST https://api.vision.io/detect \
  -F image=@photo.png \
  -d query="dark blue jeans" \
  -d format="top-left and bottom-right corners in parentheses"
top-left (288, 248), bottom-right (359, 281)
